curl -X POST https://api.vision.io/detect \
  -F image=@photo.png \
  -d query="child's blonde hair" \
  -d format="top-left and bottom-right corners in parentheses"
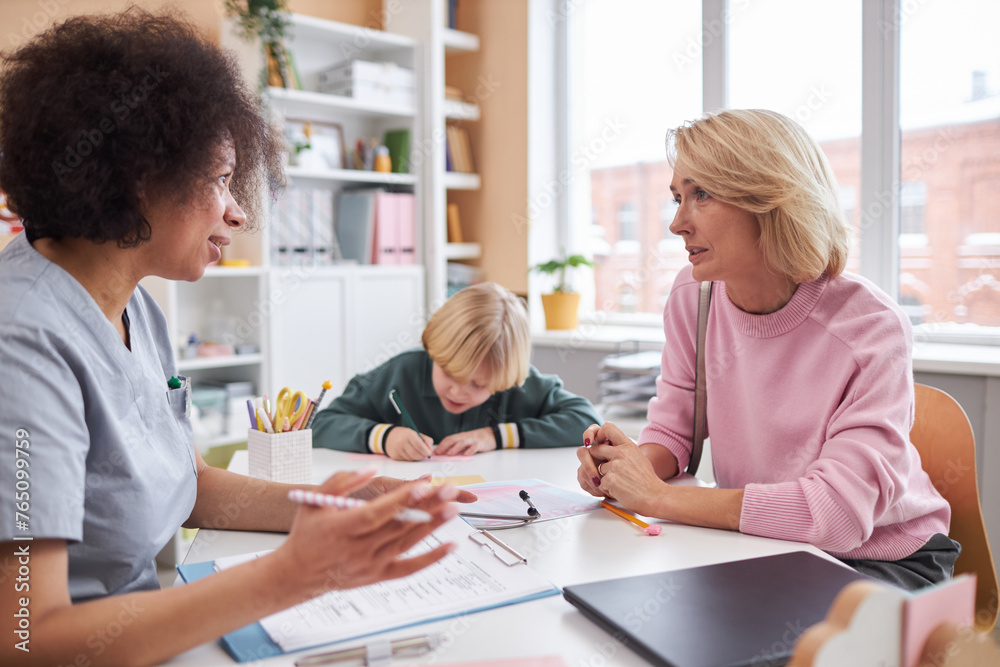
top-left (422, 282), bottom-right (530, 393)
top-left (667, 109), bottom-right (851, 282)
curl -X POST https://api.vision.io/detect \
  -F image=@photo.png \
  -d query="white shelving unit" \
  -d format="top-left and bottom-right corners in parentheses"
top-left (144, 13), bottom-right (430, 460)
top-left (384, 1), bottom-right (483, 305)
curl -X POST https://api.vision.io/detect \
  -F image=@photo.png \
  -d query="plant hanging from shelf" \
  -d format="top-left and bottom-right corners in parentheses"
top-left (224, 0), bottom-right (290, 44)
top-left (224, 0), bottom-right (295, 89)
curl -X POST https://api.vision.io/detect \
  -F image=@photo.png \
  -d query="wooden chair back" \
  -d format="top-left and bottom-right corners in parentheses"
top-left (911, 383), bottom-right (998, 632)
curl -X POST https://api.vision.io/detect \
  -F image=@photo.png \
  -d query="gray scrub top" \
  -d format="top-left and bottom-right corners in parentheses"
top-left (0, 234), bottom-right (198, 601)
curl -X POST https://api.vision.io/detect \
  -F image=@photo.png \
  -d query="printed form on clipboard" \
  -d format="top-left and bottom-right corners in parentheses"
top-left (458, 478), bottom-right (603, 529)
top-left (211, 516), bottom-right (558, 653)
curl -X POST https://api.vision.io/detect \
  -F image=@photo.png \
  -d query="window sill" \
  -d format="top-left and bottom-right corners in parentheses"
top-left (533, 326), bottom-right (1000, 377)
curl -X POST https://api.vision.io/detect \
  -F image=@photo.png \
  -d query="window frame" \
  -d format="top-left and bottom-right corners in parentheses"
top-left (559, 0), bottom-right (998, 342)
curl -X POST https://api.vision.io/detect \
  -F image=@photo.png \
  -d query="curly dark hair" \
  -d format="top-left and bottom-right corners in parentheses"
top-left (0, 8), bottom-right (283, 246)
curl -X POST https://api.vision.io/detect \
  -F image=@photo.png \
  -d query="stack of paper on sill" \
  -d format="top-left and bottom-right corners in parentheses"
top-left (177, 516), bottom-right (557, 660)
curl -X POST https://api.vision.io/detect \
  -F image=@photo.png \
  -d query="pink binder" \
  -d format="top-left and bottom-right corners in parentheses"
top-left (397, 193), bottom-right (416, 265)
top-left (373, 192), bottom-right (398, 265)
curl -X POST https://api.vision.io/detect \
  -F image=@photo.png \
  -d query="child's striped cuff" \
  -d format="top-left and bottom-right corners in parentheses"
top-left (493, 422), bottom-right (522, 449)
top-left (367, 423), bottom-right (396, 455)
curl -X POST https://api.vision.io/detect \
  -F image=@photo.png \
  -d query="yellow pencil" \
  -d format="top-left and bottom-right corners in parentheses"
top-left (601, 501), bottom-right (662, 536)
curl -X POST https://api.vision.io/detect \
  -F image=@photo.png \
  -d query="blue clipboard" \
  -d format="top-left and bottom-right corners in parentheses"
top-left (176, 550), bottom-right (561, 663)
top-left (176, 560), bottom-right (284, 662)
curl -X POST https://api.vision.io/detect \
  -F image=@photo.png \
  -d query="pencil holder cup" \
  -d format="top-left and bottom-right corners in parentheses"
top-left (247, 429), bottom-right (312, 484)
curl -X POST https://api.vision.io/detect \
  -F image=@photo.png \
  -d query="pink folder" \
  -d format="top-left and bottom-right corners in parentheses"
top-left (397, 193), bottom-right (416, 264)
top-left (373, 192), bottom-right (398, 264)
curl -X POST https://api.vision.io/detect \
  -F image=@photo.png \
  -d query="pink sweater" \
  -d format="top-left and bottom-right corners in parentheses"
top-left (639, 265), bottom-right (950, 561)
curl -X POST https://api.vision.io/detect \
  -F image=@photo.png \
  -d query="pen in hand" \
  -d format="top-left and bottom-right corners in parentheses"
top-left (287, 489), bottom-right (433, 523)
top-left (389, 389), bottom-right (422, 436)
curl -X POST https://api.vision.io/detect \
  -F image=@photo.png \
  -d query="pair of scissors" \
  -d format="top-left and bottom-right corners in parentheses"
top-left (274, 387), bottom-right (309, 432)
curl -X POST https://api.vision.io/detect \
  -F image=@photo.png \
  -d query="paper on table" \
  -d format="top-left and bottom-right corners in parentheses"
top-left (215, 517), bottom-right (557, 652)
top-left (459, 478), bottom-right (602, 528)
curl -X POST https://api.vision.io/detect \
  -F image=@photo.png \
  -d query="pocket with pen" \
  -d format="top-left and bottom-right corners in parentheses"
top-left (248, 429), bottom-right (313, 484)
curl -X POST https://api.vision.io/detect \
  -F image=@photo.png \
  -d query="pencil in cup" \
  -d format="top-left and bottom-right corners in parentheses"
top-left (600, 501), bottom-right (662, 536)
top-left (304, 380), bottom-right (332, 430)
top-left (287, 489), bottom-right (432, 523)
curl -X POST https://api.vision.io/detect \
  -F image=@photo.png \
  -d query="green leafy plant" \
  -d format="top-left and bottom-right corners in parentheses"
top-left (224, 0), bottom-right (290, 44)
top-left (531, 252), bottom-right (596, 293)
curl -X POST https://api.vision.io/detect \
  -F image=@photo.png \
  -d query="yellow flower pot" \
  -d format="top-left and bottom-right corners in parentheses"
top-left (541, 292), bottom-right (581, 330)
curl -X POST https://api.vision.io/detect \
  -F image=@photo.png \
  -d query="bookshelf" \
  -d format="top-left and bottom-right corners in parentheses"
top-left (383, 1), bottom-right (485, 303)
top-left (143, 13), bottom-right (428, 463)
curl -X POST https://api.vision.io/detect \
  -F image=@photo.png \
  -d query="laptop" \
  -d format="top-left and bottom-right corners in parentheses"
top-left (562, 551), bottom-right (868, 667)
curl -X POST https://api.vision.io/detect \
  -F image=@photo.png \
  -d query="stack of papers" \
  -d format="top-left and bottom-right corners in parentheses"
top-left (213, 516), bottom-right (558, 653)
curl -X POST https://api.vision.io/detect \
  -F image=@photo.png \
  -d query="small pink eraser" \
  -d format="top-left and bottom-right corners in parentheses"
top-left (644, 525), bottom-right (662, 536)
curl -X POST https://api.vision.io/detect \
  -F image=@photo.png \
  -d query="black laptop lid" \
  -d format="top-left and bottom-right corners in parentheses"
top-left (562, 551), bottom-right (867, 667)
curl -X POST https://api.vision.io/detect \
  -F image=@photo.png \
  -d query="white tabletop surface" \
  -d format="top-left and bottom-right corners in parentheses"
top-left (163, 448), bottom-right (830, 666)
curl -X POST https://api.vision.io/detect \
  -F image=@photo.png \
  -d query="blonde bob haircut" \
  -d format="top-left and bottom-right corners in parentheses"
top-left (421, 282), bottom-right (530, 393)
top-left (666, 109), bottom-right (851, 282)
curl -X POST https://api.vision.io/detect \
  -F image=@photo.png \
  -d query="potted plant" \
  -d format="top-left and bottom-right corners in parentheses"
top-left (224, 0), bottom-right (293, 89)
top-left (531, 252), bottom-right (596, 330)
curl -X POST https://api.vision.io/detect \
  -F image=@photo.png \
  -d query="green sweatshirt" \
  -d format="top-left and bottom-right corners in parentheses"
top-left (311, 348), bottom-right (603, 453)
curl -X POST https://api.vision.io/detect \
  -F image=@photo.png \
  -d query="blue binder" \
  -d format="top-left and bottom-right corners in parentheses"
top-left (176, 547), bottom-right (560, 663)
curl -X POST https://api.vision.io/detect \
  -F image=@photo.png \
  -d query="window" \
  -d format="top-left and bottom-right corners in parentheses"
top-left (617, 202), bottom-right (638, 243)
top-left (569, 0), bottom-right (701, 322)
top-left (618, 285), bottom-right (638, 313)
top-left (563, 0), bottom-right (1000, 341)
top-left (899, 182), bottom-right (927, 236)
top-left (661, 199), bottom-right (678, 238)
top-left (901, 0), bottom-right (1000, 336)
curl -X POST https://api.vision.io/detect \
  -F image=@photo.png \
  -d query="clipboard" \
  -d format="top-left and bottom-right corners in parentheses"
top-left (176, 517), bottom-right (559, 662)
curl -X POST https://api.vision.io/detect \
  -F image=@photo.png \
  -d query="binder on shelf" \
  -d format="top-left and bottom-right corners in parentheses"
top-left (396, 193), bottom-right (416, 264)
top-left (373, 191), bottom-right (398, 264)
top-left (335, 189), bottom-right (379, 264)
top-left (273, 187), bottom-right (342, 267)
top-left (176, 517), bottom-right (558, 662)
top-left (311, 189), bottom-right (340, 264)
top-left (337, 190), bottom-right (416, 266)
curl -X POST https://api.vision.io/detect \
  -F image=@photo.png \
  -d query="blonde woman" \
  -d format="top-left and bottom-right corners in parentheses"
top-left (313, 282), bottom-right (602, 460)
top-left (577, 109), bottom-right (956, 590)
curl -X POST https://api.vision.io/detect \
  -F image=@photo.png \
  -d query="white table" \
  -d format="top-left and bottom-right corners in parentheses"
top-left (164, 448), bottom-right (830, 666)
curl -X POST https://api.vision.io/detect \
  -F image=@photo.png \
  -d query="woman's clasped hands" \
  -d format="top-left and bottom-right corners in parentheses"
top-left (577, 422), bottom-right (669, 517)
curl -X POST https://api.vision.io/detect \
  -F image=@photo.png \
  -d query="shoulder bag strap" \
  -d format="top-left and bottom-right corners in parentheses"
top-left (688, 280), bottom-right (713, 475)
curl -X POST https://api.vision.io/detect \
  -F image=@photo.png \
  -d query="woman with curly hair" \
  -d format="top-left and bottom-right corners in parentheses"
top-left (0, 10), bottom-right (470, 664)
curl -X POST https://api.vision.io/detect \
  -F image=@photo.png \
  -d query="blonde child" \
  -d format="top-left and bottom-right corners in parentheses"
top-left (312, 283), bottom-right (602, 460)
